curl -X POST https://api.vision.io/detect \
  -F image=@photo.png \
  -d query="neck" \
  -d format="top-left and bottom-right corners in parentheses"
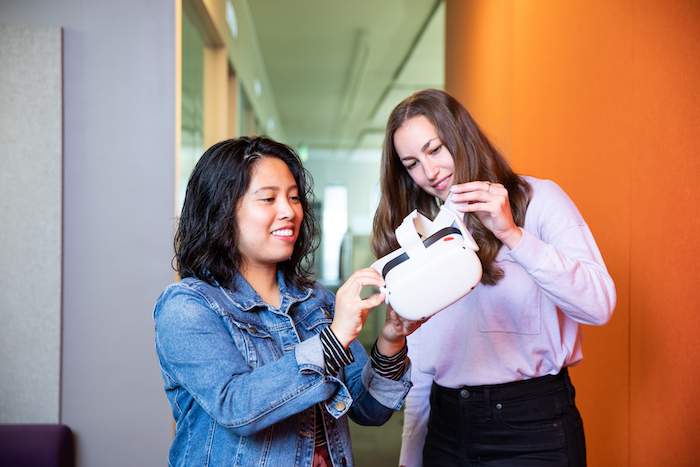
top-left (240, 263), bottom-right (281, 308)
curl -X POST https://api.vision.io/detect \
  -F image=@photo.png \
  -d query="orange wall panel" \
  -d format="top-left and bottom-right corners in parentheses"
top-left (629, 1), bottom-right (700, 465)
top-left (446, 0), bottom-right (514, 159)
top-left (448, 2), bottom-right (631, 464)
top-left (447, 0), bottom-right (700, 464)
top-left (444, 0), bottom-right (700, 465)
top-left (509, 3), bottom-right (633, 465)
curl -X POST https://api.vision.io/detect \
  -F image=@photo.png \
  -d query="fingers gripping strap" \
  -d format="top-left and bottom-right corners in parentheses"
top-left (435, 201), bottom-right (479, 252)
top-left (432, 194), bottom-right (459, 230)
top-left (434, 206), bottom-right (479, 251)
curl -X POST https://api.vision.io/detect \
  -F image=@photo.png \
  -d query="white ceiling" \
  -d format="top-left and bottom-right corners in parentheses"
top-left (246, 0), bottom-right (445, 159)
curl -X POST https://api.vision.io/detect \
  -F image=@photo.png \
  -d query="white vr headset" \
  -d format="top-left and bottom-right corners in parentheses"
top-left (370, 197), bottom-right (482, 321)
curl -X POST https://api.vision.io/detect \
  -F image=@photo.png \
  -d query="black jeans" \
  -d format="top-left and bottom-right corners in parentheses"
top-left (423, 369), bottom-right (586, 467)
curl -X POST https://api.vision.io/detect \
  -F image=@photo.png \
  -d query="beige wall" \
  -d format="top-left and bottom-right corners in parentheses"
top-left (446, 1), bottom-right (700, 465)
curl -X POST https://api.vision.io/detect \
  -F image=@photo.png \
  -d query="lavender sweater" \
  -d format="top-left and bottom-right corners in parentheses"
top-left (399, 176), bottom-right (616, 466)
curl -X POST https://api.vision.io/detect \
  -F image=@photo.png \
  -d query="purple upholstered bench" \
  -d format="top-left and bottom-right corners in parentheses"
top-left (0, 424), bottom-right (74, 467)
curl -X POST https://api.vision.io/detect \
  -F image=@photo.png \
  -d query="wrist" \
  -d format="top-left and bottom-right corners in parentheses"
top-left (501, 227), bottom-right (523, 250)
top-left (370, 340), bottom-right (409, 381)
top-left (329, 323), bottom-right (353, 349)
top-left (376, 333), bottom-right (406, 357)
top-left (320, 326), bottom-right (354, 376)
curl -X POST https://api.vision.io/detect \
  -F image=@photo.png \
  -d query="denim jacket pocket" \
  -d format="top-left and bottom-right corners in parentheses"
top-left (296, 305), bottom-right (333, 337)
top-left (227, 318), bottom-right (279, 368)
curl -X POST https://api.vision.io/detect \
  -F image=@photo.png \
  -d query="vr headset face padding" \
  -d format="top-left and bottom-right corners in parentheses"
top-left (371, 200), bottom-right (483, 321)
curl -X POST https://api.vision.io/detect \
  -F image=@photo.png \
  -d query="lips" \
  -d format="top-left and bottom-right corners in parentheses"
top-left (432, 174), bottom-right (452, 192)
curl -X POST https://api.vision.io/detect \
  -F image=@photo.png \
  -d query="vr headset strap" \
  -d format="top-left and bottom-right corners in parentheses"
top-left (395, 210), bottom-right (427, 258)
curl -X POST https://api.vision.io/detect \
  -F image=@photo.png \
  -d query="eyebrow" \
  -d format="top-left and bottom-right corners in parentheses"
top-left (252, 184), bottom-right (298, 194)
top-left (253, 186), bottom-right (279, 193)
top-left (421, 137), bottom-right (438, 152)
top-left (400, 137), bottom-right (438, 161)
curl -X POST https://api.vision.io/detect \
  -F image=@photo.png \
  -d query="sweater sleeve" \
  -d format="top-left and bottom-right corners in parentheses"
top-left (507, 179), bottom-right (616, 325)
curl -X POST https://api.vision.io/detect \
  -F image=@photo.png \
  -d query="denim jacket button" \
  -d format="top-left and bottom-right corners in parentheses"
top-left (248, 324), bottom-right (258, 334)
top-left (340, 457), bottom-right (347, 466)
top-left (323, 311), bottom-right (332, 319)
top-left (335, 401), bottom-right (346, 412)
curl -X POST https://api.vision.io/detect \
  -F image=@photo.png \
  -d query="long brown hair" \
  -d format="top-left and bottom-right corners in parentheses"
top-left (371, 89), bottom-right (531, 285)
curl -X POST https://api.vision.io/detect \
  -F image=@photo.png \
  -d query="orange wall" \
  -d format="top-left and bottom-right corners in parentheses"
top-left (446, 1), bottom-right (700, 465)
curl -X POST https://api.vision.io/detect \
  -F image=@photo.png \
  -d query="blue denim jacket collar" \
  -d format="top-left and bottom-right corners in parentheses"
top-left (223, 269), bottom-right (313, 312)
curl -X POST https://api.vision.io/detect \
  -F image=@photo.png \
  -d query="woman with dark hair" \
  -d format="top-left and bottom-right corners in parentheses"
top-left (372, 90), bottom-right (616, 466)
top-left (155, 136), bottom-right (422, 467)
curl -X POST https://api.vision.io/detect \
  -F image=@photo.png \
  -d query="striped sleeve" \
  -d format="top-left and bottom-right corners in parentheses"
top-left (370, 341), bottom-right (409, 381)
top-left (319, 326), bottom-right (354, 377)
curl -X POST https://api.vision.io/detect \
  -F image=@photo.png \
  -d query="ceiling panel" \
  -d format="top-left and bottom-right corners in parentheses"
top-left (246, 0), bottom-right (444, 158)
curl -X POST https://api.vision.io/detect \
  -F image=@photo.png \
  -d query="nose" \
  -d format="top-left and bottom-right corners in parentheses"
top-left (277, 198), bottom-right (296, 220)
top-left (424, 159), bottom-right (439, 181)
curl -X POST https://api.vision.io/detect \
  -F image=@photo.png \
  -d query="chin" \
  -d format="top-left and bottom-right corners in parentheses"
top-left (433, 190), bottom-right (449, 201)
top-left (278, 249), bottom-right (296, 262)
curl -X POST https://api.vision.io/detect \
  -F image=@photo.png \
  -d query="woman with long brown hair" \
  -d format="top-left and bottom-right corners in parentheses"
top-left (372, 89), bottom-right (616, 466)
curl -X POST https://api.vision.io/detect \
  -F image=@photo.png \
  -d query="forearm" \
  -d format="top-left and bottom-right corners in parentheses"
top-left (509, 227), bottom-right (616, 325)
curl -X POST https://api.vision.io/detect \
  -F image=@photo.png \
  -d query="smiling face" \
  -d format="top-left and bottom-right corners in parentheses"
top-left (393, 115), bottom-right (456, 201)
top-left (235, 156), bottom-right (304, 275)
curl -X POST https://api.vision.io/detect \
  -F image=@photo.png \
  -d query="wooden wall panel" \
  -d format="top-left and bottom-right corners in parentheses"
top-left (203, 46), bottom-right (229, 148)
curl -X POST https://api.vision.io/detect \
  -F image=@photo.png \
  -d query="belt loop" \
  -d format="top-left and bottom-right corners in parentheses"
top-left (484, 387), bottom-right (492, 420)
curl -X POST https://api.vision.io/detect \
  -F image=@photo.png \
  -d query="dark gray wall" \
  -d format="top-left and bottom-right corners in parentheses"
top-left (0, 0), bottom-right (176, 464)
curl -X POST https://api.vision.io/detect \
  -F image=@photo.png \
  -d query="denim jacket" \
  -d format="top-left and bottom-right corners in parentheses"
top-left (154, 270), bottom-right (412, 467)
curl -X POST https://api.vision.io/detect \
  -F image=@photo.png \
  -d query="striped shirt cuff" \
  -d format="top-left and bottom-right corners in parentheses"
top-left (320, 327), bottom-right (354, 377)
top-left (370, 341), bottom-right (409, 381)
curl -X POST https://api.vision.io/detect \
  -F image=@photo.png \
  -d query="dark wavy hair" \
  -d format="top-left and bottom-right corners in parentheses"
top-left (371, 89), bottom-right (531, 286)
top-left (175, 136), bottom-right (319, 290)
